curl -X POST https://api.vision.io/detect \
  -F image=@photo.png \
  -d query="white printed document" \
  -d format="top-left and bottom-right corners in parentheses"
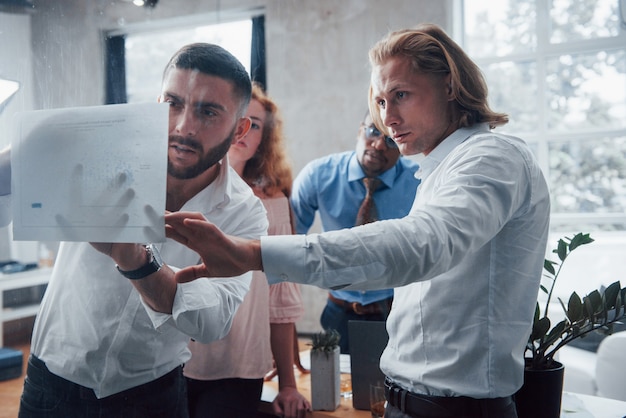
top-left (12, 102), bottom-right (169, 243)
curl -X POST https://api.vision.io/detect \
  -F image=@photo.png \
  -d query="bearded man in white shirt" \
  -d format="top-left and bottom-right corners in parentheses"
top-left (1, 43), bottom-right (268, 418)
top-left (165, 24), bottom-right (550, 418)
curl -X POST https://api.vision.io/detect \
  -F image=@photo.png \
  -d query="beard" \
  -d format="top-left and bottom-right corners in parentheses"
top-left (167, 127), bottom-right (235, 180)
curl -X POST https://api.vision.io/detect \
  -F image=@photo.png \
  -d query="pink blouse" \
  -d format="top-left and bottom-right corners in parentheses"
top-left (183, 195), bottom-right (304, 380)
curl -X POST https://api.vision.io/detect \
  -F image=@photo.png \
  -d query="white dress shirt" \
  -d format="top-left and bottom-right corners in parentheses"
top-left (29, 160), bottom-right (268, 398)
top-left (263, 124), bottom-right (550, 398)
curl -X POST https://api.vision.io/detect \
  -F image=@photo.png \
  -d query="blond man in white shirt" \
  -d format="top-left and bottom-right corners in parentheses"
top-left (165, 25), bottom-right (550, 418)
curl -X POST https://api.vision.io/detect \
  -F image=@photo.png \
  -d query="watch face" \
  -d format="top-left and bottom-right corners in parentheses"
top-left (146, 244), bottom-right (163, 267)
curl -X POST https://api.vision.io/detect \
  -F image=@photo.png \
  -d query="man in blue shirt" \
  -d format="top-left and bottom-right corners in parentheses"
top-left (290, 111), bottom-right (420, 353)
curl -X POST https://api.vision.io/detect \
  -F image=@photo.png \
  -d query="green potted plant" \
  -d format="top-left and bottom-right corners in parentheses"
top-left (309, 329), bottom-right (341, 411)
top-left (516, 232), bottom-right (626, 418)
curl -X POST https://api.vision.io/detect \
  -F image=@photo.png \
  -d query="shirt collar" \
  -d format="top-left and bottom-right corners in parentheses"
top-left (347, 152), bottom-right (399, 189)
top-left (181, 154), bottom-right (233, 212)
top-left (414, 123), bottom-right (490, 182)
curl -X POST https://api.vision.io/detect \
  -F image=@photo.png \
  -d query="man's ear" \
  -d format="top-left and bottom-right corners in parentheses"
top-left (444, 73), bottom-right (454, 100)
top-left (234, 117), bottom-right (252, 142)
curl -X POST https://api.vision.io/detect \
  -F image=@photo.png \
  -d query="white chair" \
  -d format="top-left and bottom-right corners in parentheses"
top-left (595, 330), bottom-right (626, 401)
top-left (558, 345), bottom-right (598, 395)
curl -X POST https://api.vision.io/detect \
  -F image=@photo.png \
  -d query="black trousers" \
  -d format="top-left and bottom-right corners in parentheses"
top-left (18, 355), bottom-right (189, 418)
top-left (186, 376), bottom-right (264, 418)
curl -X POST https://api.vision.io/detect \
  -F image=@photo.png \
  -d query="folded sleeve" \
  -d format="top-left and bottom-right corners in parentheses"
top-left (141, 272), bottom-right (253, 344)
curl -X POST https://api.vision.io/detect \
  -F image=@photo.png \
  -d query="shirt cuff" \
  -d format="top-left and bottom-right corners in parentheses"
top-left (140, 278), bottom-right (217, 329)
top-left (140, 292), bottom-right (175, 329)
top-left (139, 265), bottom-right (182, 329)
top-left (261, 234), bottom-right (308, 285)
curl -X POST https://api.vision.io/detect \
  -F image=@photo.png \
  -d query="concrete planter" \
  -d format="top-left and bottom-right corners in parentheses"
top-left (310, 346), bottom-right (341, 411)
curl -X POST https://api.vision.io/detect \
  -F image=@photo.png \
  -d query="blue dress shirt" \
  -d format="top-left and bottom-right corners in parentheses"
top-left (290, 151), bottom-right (420, 305)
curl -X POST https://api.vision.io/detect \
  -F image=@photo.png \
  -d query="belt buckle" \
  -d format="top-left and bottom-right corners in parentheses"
top-left (387, 382), bottom-right (407, 412)
top-left (351, 302), bottom-right (366, 315)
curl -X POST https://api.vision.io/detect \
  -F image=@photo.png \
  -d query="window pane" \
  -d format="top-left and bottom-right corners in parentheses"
top-left (461, 0), bottom-right (626, 227)
top-left (125, 20), bottom-right (252, 104)
top-left (481, 61), bottom-right (538, 133)
top-left (549, 135), bottom-right (626, 213)
top-left (463, 0), bottom-right (536, 58)
top-left (550, 0), bottom-right (620, 43)
top-left (545, 50), bottom-right (626, 132)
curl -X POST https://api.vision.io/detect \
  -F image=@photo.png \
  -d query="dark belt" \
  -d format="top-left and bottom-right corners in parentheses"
top-left (384, 378), bottom-right (514, 417)
top-left (328, 293), bottom-right (392, 315)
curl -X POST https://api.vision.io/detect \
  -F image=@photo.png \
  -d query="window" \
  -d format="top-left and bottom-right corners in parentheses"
top-left (124, 19), bottom-right (253, 103)
top-left (0, 78), bottom-right (19, 112)
top-left (105, 12), bottom-right (265, 104)
top-left (456, 0), bottom-right (626, 231)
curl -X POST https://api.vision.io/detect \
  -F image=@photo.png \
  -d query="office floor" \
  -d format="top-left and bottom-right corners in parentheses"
top-left (0, 342), bottom-right (27, 418)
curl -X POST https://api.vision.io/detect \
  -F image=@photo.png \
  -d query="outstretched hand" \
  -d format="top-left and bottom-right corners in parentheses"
top-left (165, 211), bottom-right (263, 283)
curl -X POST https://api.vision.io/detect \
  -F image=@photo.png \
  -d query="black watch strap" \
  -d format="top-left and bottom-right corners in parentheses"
top-left (116, 244), bottom-right (163, 280)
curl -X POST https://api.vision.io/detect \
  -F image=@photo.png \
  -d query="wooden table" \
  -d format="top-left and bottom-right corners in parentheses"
top-left (263, 385), bottom-right (626, 418)
top-left (260, 351), bottom-right (626, 418)
top-left (259, 359), bottom-right (369, 417)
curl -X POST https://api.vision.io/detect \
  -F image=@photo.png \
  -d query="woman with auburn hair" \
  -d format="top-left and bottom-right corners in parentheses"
top-left (183, 82), bottom-right (311, 418)
top-left (230, 82), bottom-right (294, 199)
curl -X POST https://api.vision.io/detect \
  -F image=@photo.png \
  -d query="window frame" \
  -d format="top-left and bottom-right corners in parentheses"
top-left (453, 0), bottom-right (626, 231)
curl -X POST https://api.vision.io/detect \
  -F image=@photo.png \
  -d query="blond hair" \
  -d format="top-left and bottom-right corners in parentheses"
top-left (368, 23), bottom-right (508, 131)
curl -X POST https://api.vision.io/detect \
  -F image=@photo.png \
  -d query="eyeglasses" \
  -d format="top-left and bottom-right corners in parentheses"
top-left (363, 125), bottom-right (398, 149)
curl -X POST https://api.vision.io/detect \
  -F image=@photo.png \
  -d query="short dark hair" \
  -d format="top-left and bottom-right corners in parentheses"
top-left (163, 43), bottom-right (252, 117)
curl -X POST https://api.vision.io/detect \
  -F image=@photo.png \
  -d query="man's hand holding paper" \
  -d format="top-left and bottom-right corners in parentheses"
top-left (11, 102), bottom-right (168, 243)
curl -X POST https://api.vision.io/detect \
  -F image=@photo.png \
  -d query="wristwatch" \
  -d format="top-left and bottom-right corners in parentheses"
top-left (116, 244), bottom-right (163, 280)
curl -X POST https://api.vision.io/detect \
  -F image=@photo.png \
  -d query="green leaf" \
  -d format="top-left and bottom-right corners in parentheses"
top-left (524, 232), bottom-right (626, 370)
top-left (531, 316), bottom-right (550, 341)
top-left (544, 259), bottom-right (556, 276)
top-left (557, 239), bottom-right (567, 261)
top-left (614, 292), bottom-right (624, 321)
top-left (533, 302), bottom-right (540, 323)
top-left (583, 296), bottom-right (594, 320)
top-left (604, 282), bottom-right (621, 310)
top-left (310, 328), bottom-right (340, 353)
top-left (544, 320), bottom-right (566, 347)
top-left (567, 292), bottom-right (583, 322)
top-left (586, 290), bottom-right (603, 316)
top-left (569, 232), bottom-right (594, 251)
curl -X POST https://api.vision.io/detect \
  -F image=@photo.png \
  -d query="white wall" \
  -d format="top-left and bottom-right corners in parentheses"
top-left (0, 13), bottom-right (33, 148)
top-left (0, 12), bottom-right (36, 262)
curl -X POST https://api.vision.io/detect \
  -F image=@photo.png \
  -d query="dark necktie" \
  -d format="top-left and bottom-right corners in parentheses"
top-left (355, 177), bottom-right (382, 225)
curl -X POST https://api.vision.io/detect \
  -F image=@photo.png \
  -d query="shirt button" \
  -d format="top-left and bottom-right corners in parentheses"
top-left (280, 273), bottom-right (288, 281)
